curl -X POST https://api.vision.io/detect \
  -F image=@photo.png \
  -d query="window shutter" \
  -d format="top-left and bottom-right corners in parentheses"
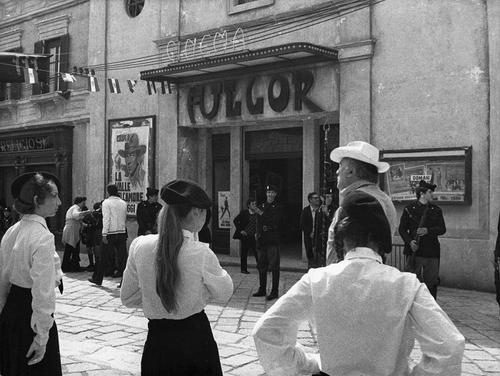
top-left (59, 34), bottom-right (70, 91)
top-left (10, 47), bottom-right (23, 99)
top-left (33, 40), bottom-right (45, 95)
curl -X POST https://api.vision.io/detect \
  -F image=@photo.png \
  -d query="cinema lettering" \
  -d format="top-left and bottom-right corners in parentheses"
top-left (183, 66), bottom-right (338, 125)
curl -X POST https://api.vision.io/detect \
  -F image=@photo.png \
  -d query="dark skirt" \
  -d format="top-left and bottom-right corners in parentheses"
top-left (142, 310), bottom-right (222, 376)
top-left (0, 285), bottom-right (62, 376)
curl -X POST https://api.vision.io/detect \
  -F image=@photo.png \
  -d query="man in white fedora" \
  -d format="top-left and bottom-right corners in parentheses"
top-left (326, 140), bottom-right (397, 264)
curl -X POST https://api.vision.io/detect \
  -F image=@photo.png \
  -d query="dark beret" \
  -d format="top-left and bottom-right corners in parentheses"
top-left (11, 172), bottom-right (61, 205)
top-left (341, 191), bottom-right (392, 254)
top-left (160, 179), bottom-right (212, 209)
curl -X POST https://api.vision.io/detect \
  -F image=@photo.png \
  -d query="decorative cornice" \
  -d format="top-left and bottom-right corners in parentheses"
top-left (0, 28), bottom-right (23, 51)
top-left (35, 14), bottom-right (71, 40)
top-left (0, 0), bottom-right (87, 29)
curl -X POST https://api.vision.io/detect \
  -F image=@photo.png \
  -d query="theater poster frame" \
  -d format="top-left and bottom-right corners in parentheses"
top-left (108, 115), bottom-right (156, 216)
top-left (380, 146), bottom-right (472, 205)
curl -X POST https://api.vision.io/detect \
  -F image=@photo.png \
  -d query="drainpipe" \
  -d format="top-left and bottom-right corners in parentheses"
top-left (103, 0), bottom-right (109, 192)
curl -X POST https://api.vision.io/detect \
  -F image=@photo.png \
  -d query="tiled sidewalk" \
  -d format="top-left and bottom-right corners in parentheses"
top-left (56, 262), bottom-right (500, 375)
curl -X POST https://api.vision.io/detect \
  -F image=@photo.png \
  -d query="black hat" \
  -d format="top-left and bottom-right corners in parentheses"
top-left (417, 180), bottom-right (437, 191)
top-left (340, 191), bottom-right (392, 254)
top-left (265, 185), bottom-right (278, 193)
top-left (161, 179), bottom-right (212, 209)
top-left (146, 187), bottom-right (159, 197)
top-left (11, 172), bottom-right (61, 206)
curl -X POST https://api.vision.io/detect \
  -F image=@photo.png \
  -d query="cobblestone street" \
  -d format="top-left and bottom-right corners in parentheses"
top-left (56, 262), bottom-right (500, 376)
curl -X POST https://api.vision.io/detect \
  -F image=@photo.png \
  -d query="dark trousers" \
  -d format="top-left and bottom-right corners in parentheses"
top-left (61, 242), bottom-right (80, 272)
top-left (256, 243), bottom-right (280, 294)
top-left (92, 233), bottom-right (127, 283)
top-left (414, 256), bottom-right (440, 299)
top-left (240, 237), bottom-right (257, 272)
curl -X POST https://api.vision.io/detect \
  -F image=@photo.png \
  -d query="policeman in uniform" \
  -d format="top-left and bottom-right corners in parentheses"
top-left (252, 185), bottom-right (283, 300)
top-left (136, 187), bottom-right (162, 236)
top-left (398, 180), bottom-right (446, 299)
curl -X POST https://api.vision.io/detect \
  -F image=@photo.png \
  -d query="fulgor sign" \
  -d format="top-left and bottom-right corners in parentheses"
top-left (186, 70), bottom-right (324, 124)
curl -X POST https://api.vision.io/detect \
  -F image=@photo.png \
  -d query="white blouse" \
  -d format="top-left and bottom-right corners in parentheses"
top-left (62, 204), bottom-right (84, 248)
top-left (253, 247), bottom-right (465, 376)
top-left (0, 215), bottom-right (63, 346)
top-left (121, 230), bottom-right (233, 319)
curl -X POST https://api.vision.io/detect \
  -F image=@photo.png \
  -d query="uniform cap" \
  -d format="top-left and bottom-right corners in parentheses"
top-left (266, 185), bottom-right (278, 193)
top-left (146, 187), bottom-right (159, 197)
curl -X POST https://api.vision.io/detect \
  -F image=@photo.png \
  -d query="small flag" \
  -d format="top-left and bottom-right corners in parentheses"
top-left (61, 73), bottom-right (77, 82)
top-left (160, 81), bottom-right (167, 94)
top-left (127, 79), bottom-right (137, 93)
top-left (147, 80), bottom-right (156, 95)
top-left (87, 76), bottom-right (100, 92)
top-left (108, 78), bottom-right (121, 94)
top-left (25, 67), bottom-right (39, 84)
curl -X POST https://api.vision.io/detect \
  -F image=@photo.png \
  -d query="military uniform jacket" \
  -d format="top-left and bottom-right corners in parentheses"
top-left (136, 201), bottom-right (162, 236)
top-left (398, 201), bottom-right (446, 258)
top-left (257, 201), bottom-right (283, 245)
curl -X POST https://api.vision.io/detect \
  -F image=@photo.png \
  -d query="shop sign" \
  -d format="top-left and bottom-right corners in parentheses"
top-left (0, 135), bottom-right (54, 153)
top-left (181, 65), bottom-right (338, 125)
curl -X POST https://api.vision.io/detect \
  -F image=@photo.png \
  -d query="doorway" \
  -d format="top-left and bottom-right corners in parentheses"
top-left (249, 157), bottom-right (302, 260)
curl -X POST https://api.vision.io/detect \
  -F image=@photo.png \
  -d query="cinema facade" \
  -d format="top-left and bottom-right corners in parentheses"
top-left (1, 0), bottom-right (498, 292)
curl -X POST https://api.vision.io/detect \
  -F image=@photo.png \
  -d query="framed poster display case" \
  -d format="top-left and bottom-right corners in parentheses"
top-left (380, 146), bottom-right (472, 205)
top-left (108, 116), bottom-right (156, 216)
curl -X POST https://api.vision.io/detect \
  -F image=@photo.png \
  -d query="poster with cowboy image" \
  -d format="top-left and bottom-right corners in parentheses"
top-left (109, 116), bottom-right (155, 215)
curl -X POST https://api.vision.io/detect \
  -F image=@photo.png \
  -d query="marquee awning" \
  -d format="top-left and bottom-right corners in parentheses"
top-left (0, 52), bottom-right (51, 83)
top-left (140, 42), bottom-right (338, 84)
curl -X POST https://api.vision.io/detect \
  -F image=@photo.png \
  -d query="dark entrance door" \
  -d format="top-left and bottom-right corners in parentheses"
top-left (249, 158), bottom-right (303, 259)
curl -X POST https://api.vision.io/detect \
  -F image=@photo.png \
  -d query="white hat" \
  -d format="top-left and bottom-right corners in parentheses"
top-left (330, 141), bottom-right (390, 173)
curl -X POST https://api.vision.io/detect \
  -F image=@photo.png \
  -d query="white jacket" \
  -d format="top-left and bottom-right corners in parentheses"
top-left (102, 195), bottom-right (127, 236)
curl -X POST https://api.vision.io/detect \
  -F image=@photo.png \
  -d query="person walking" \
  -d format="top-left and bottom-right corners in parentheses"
top-left (299, 192), bottom-right (323, 269)
top-left (61, 196), bottom-right (89, 272)
top-left (121, 179), bottom-right (233, 375)
top-left (0, 172), bottom-right (64, 376)
top-left (82, 202), bottom-right (103, 272)
top-left (326, 141), bottom-right (397, 264)
top-left (252, 185), bottom-right (283, 301)
top-left (399, 180), bottom-right (446, 299)
top-left (136, 187), bottom-right (162, 236)
top-left (89, 184), bottom-right (127, 287)
top-left (233, 198), bottom-right (259, 274)
top-left (253, 191), bottom-right (464, 376)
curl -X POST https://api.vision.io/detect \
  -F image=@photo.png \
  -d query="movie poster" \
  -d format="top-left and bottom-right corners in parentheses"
top-left (109, 116), bottom-right (155, 216)
top-left (218, 191), bottom-right (231, 229)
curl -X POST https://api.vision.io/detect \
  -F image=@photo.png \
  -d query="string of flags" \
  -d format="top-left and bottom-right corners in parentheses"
top-left (20, 63), bottom-right (171, 95)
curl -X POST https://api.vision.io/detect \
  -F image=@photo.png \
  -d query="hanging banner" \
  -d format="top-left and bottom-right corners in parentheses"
top-left (218, 191), bottom-right (231, 229)
top-left (108, 116), bottom-right (156, 215)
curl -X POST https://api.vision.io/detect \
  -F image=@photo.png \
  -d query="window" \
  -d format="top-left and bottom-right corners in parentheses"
top-left (229, 0), bottom-right (274, 15)
top-left (126, 0), bottom-right (145, 17)
top-left (0, 48), bottom-right (22, 101)
top-left (33, 34), bottom-right (69, 95)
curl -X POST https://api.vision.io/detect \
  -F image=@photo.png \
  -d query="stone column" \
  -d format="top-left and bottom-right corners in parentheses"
top-left (230, 127), bottom-right (243, 257)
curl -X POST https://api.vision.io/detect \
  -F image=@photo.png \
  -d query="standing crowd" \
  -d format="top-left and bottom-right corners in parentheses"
top-left (3, 139), bottom-right (490, 375)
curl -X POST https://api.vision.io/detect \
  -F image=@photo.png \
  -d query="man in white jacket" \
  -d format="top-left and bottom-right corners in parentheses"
top-left (90, 184), bottom-right (127, 286)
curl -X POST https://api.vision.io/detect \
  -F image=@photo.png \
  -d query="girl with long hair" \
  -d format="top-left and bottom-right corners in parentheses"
top-left (121, 179), bottom-right (233, 375)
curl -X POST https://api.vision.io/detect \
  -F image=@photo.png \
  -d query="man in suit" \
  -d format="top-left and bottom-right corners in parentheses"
top-left (300, 192), bottom-right (323, 269)
top-left (233, 198), bottom-right (258, 274)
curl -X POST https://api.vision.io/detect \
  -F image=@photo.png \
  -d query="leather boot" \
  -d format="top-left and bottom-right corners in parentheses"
top-left (253, 269), bottom-right (267, 297)
top-left (266, 270), bottom-right (280, 300)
